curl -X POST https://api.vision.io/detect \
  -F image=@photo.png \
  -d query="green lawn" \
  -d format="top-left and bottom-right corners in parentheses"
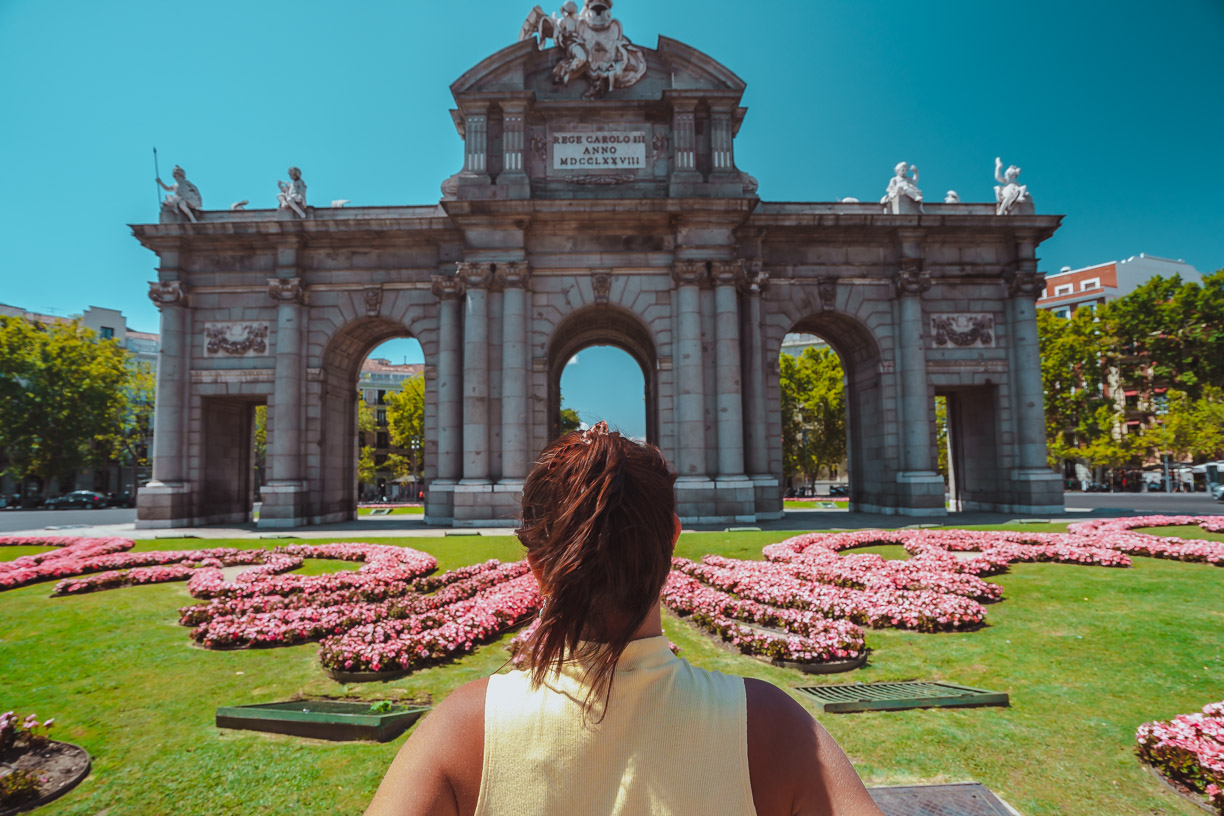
top-left (357, 507), bottom-right (425, 516)
top-left (1, 527), bottom-right (1220, 814)
top-left (783, 500), bottom-right (850, 508)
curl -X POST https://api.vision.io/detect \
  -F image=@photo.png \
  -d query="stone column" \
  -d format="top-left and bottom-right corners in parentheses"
top-left (138, 278), bottom-right (192, 528)
top-left (673, 261), bottom-right (708, 478)
top-left (892, 230), bottom-right (945, 515)
top-left (1008, 236), bottom-right (1055, 471)
top-left (431, 274), bottom-right (465, 483)
top-left (711, 261), bottom-right (746, 478)
top-left (460, 262), bottom-right (492, 482)
top-left (499, 262), bottom-right (531, 481)
top-left (260, 274), bottom-right (306, 527)
top-left (744, 265), bottom-right (770, 477)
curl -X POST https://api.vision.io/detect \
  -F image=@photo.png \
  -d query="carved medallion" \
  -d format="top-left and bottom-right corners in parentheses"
top-left (592, 272), bottom-right (612, 303)
top-left (204, 323), bottom-right (270, 357)
top-left (930, 314), bottom-right (996, 349)
top-left (267, 277), bottom-right (304, 304)
top-left (894, 261), bottom-right (932, 297)
top-left (817, 276), bottom-right (837, 310)
top-left (364, 286), bottom-right (383, 317)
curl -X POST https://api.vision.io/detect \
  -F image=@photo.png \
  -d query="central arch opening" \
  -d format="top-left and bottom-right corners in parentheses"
top-left (547, 306), bottom-right (658, 444)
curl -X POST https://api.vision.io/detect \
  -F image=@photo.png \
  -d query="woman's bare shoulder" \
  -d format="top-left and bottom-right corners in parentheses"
top-left (365, 677), bottom-right (488, 816)
top-left (745, 678), bottom-right (885, 816)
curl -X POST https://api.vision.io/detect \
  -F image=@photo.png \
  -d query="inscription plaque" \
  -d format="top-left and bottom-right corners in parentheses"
top-left (552, 132), bottom-right (647, 170)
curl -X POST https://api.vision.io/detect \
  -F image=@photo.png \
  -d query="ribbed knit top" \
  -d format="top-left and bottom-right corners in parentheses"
top-left (474, 635), bottom-right (758, 816)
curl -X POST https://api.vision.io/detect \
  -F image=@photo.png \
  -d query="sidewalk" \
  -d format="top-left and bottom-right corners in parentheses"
top-left (3, 504), bottom-right (1186, 542)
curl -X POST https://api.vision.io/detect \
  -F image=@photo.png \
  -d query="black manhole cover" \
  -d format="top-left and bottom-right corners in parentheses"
top-left (795, 681), bottom-right (1009, 713)
top-left (868, 783), bottom-right (1017, 816)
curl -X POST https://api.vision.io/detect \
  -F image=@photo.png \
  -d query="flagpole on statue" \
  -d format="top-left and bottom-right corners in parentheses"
top-left (153, 147), bottom-right (162, 210)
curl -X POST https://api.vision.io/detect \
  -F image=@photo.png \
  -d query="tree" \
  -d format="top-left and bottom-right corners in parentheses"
top-left (560, 408), bottom-right (581, 434)
top-left (357, 446), bottom-right (377, 487)
top-left (779, 346), bottom-right (846, 487)
top-left (1037, 308), bottom-right (1113, 467)
top-left (108, 361), bottom-right (156, 493)
top-left (1102, 269), bottom-right (1224, 400)
top-left (253, 405), bottom-right (267, 488)
top-left (0, 317), bottom-right (132, 497)
top-left (385, 375), bottom-right (425, 489)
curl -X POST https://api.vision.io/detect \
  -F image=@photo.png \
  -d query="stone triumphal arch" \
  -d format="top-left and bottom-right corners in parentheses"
top-left (135, 6), bottom-right (1063, 528)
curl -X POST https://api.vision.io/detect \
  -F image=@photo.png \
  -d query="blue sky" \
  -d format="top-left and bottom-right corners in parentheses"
top-left (2, 0), bottom-right (1221, 440)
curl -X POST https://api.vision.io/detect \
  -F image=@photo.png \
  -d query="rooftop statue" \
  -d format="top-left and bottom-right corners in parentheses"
top-left (277, 166), bottom-right (307, 218)
top-left (994, 156), bottom-right (1032, 215)
top-left (520, 0), bottom-right (647, 99)
top-left (880, 161), bottom-right (923, 213)
top-left (156, 165), bottom-right (202, 223)
top-left (944, 190), bottom-right (961, 204)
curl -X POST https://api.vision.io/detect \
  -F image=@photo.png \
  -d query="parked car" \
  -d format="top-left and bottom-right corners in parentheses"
top-left (106, 491), bottom-right (137, 508)
top-left (827, 484), bottom-right (849, 497)
top-left (44, 491), bottom-right (108, 510)
top-left (0, 493), bottom-right (15, 509)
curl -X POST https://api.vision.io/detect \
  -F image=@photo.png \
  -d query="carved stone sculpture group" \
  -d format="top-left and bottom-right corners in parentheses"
top-left (520, 0), bottom-right (647, 98)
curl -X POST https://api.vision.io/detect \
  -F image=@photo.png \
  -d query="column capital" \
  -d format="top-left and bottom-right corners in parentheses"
top-left (711, 260), bottom-right (744, 287)
top-left (431, 273), bottom-right (466, 300)
top-left (267, 277), bottom-right (304, 304)
top-left (496, 261), bottom-right (531, 289)
top-left (739, 259), bottom-right (769, 295)
top-left (1004, 269), bottom-right (1046, 300)
top-left (457, 261), bottom-right (493, 289)
top-left (148, 280), bottom-right (188, 309)
top-left (893, 261), bottom-right (932, 297)
top-left (672, 260), bottom-right (708, 287)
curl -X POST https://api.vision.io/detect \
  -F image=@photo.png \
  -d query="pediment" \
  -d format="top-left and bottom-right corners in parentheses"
top-left (450, 35), bottom-right (745, 102)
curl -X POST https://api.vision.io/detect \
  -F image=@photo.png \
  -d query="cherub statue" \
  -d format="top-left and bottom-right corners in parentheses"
top-left (277, 166), bottom-right (307, 218)
top-left (155, 165), bottom-right (202, 223)
top-left (881, 161), bottom-right (923, 212)
top-left (944, 190), bottom-right (961, 204)
top-left (994, 157), bottom-right (1032, 215)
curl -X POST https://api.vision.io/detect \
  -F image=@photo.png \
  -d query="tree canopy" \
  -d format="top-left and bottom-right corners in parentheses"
top-left (779, 345), bottom-right (846, 486)
top-left (0, 317), bottom-right (133, 494)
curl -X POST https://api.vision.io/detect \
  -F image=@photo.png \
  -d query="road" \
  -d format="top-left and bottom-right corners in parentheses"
top-left (0, 507), bottom-right (136, 534)
top-left (1061, 491), bottom-right (1223, 516)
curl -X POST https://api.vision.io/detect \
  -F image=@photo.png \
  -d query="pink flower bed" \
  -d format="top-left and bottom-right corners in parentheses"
top-left (1137, 700), bottom-right (1224, 814)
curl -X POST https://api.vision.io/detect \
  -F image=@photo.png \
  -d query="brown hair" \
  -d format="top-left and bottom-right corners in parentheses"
top-left (516, 421), bottom-right (678, 719)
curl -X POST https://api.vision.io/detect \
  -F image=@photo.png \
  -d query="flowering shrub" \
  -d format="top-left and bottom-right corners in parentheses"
top-left (0, 711), bottom-right (54, 753)
top-left (1136, 700), bottom-right (1224, 814)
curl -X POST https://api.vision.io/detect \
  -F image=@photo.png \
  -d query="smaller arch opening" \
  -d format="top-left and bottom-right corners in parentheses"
top-left (547, 306), bottom-right (658, 444)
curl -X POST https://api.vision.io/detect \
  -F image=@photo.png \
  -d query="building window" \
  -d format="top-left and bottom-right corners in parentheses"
top-left (1081, 278), bottom-right (1100, 291)
top-left (377, 409), bottom-right (387, 426)
top-left (1054, 307), bottom-right (1071, 319)
top-left (100, 327), bottom-right (115, 339)
top-left (377, 432), bottom-right (389, 449)
top-left (1054, 284), bottom-right (1074, 296)
top-left (377, 390), bottom-right (387, 405)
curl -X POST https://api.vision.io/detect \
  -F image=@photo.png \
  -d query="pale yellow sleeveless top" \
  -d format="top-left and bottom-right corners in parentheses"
top-left (474, 635), bottom-right (758, 816)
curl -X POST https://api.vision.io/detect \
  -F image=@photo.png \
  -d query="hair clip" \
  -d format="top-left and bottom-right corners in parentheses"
top-left (581, 421), bottom-right (611, 444)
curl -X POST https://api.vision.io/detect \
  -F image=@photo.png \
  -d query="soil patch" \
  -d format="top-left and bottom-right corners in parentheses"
top-left (0, 740), bottom-right (91, 815)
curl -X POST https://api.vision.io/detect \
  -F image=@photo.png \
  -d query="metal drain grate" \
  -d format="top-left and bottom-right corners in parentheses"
top-left (868, 783), bottom-right (1018, 816)
top-left (795, 681), bottom-right (1009, 713)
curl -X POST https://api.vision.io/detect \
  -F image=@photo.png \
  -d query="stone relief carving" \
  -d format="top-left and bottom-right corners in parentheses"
top-left (881, 161), bottom-right (923, 214)
top-left (431, 273), bottom-right (466, 300)
top-left (155, 165), bottom-right (202, 223)
top-left (930, 314), bottom-right (996, 348)
top-left (672, 260), bottom-right (707, 287)
top-left (364, 286), bottom-right (383, 317)
top-left (499, 261), bottom-right (531, 289)
top-left (530, 135), bottom-right (548, 162)
top-left (592, 272), bottom-right (612, 303)
top-left (457, 261), bottom-right (493, 288)
top-left (568, 173), bottom-right (636, 185)
top-left (994, 157), bottom-right (1033, 216)
top-left (204, 323), bottom-right (270, 357)
top-left (147, 280), bottom-right (188, 308)
top-left (520, 0), bottom-right (647, 99)
top-left (267, 277), bottom-right (304, 304)
top-left (894, 262), bottom-right (932, 296)
top-left (1004, 269), bottom-right (1046, 300)
top-left (277, 166), bottom-right (308, 218)
top-left (817, 276), bottom-right (838, 310)
top-left (652, 131), bottom-right (668, 155)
